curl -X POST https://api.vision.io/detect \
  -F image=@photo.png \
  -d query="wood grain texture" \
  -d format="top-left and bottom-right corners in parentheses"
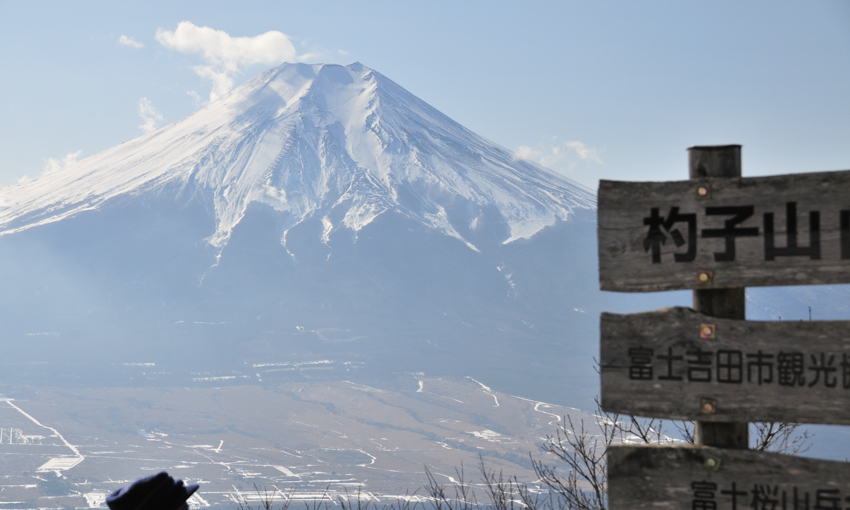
top-left (600, 307), bottom-right (850, 424)
top-left (598, 169), bottom-right (850, 291)
top-left (608, 444), bottom-right (850, 510)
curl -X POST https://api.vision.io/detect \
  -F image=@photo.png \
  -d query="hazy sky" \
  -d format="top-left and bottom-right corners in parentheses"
top-left (0, 1), bottom-right (848, 189)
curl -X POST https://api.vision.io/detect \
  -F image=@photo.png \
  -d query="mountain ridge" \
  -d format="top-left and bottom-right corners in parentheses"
top-left (0, 62), bottom-right (594, 258)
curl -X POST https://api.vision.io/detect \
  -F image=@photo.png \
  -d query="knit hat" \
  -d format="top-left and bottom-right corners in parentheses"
top-left (106, 472), bottom-right (199, 510)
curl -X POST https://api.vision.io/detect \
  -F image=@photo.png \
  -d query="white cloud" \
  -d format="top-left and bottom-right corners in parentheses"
top-left (138, 97), bottom-right (163, 133)
top-left (187, 90), bottom-right (203, 106)
top-left (14, 150), bottom-right (82, 184)
top-left (514, 145), bottom-right (545, 163)
top-left (564, 141), bottom-right (603, 164)
top-left (118, 35), bottom-right (144, 49)
top-left (515, 137), bottom-right (604, 175)
top-left (42, 150), bottom-right (83, 175)
top-left (156, 21), bottom-right (315, 102)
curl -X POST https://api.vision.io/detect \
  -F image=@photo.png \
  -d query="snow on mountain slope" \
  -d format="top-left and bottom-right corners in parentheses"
top-left (0, 62), bottom-right (594, 252)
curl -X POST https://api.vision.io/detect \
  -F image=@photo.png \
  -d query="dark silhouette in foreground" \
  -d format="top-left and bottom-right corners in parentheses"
top-left (106, 471), bottom-right (199, 510)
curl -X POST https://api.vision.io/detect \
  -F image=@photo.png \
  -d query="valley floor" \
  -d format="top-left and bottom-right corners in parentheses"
top-left (0, 377), bottom-right (593, 509)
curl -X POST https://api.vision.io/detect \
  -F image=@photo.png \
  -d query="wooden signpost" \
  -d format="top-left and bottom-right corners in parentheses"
top-left (608, 445), bottom-right (850, 510)
top-left (601, 307), bottom-right (850, 424)
top-left (598, 145), bottom-right (850, 508)
top-left (598, 169), bottom-right (850, 292)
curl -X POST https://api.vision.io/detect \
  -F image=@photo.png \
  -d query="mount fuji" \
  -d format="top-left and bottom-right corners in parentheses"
top-left (0, 62), bottom-right (593, 249)
top-left (0, 62), bottom-right (702, 407)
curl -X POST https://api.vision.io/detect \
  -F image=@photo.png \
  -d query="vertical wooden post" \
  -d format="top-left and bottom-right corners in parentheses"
top-left (689, 145), bottom-right (749, 449)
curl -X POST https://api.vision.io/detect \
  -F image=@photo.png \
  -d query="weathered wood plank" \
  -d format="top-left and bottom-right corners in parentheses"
top-left (608, 444), bottom-right (850, 510)
top-left (598, 169), bottom-right (850, 291)
top-left (600, 307), bottom-right (850, 424)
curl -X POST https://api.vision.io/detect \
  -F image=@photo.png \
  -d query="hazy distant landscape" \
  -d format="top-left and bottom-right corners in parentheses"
top-left (0, 374), bottom-right (598, 509)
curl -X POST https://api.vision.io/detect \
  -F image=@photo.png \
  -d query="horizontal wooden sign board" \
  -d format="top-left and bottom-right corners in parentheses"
top-left (608, 444), bottom-right (850, 510)
top-left (598, 169), bottom-right (850, 292)
top-left (600, 307), bottom-right (850, 424)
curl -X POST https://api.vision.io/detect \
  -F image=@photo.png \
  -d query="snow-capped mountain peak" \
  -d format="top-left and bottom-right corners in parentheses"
top-left (0, 62), bottom-right (594, 251)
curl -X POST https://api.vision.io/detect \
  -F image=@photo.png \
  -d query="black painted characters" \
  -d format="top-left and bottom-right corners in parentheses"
top-left (641, 202), bottom-right (843, 264)
top-left (627, 345), bottom-right (849, 388)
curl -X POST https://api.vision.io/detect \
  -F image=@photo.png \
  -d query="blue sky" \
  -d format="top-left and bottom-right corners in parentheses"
top-left (0, 1), bottom-right (848, 189)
